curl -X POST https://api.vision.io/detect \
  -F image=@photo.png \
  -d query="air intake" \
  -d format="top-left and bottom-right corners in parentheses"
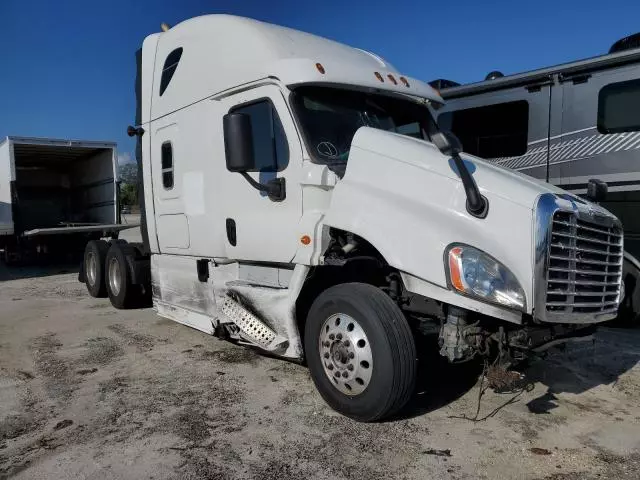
top-left (428, 79), bottom-right (460, 90)
top-left (485, 71), bottom-right (504, 81)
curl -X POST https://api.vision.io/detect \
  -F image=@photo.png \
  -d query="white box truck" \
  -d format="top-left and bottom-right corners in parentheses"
top-left (80, 15), bottom-right (624, 421)
top-left (0, 136), bottom-right (135, 263)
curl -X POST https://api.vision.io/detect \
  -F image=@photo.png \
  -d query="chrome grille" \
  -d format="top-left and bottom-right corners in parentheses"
top-left (545, 211), bottom-right (623, 316)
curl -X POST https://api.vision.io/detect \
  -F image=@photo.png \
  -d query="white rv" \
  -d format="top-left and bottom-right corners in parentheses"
top-left (431, 33), bottom-right (640, 324)
top-left (80, 15), bottom-right (624, 421)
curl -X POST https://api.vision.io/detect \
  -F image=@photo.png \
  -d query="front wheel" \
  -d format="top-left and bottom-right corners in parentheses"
top-left (304, 283), bottom-right (417, 422)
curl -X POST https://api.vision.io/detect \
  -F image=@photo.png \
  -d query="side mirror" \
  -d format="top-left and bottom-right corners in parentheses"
top-left (431, 131), bottom-right (463, 157)
top-left (223, 113), bottom-right (255, 172)
top-left (587, 178), bottom-right (608, 203)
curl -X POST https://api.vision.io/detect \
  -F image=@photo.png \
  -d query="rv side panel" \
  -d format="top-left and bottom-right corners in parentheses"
top-left (0, 140), bottom-right (14, 236)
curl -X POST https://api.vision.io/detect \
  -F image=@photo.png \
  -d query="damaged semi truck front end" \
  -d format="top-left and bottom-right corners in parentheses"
top-left (83, 14), bottom-right (623, 422)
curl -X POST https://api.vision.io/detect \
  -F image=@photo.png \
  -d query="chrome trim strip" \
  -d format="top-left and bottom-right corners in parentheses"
top-left (533, 193), bottom-right (623, 324)
top-left (534, 193), bottom-right (557, 322)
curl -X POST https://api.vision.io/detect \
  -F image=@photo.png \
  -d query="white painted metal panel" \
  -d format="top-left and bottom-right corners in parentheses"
top-left (323, 127), bottom-right (550, 314)
top-left (148, 15), bottom-right (441, 122)
top-left (150, 122), bottom-right (191, 253)
top-left (216, 85), bottom-right (304, 262)
top-left (0, 139), bottom-right (14, 235)
top-left (157, 214), bottom-right (190, 249)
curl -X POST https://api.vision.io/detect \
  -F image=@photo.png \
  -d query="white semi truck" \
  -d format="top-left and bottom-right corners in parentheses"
top-left (80, 15), bottom-right (624, 421)
top-left (0, 136), bottom-right (133, 263)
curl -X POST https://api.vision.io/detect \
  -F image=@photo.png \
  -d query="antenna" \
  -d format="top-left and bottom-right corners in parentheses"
top-left (160, 23), bottom-right (171, 32)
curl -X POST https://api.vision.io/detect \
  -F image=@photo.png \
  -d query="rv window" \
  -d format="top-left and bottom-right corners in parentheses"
top-left (598, 79), bottom-right (640, 134)
top-left (161, 142), bottom-right (174, 189)
top-left (159, 48), bottom-right (183, 97)
top-left (229, 100), bottom-right (289, 172)
top-left (438, 100), bottom-right (529, 158)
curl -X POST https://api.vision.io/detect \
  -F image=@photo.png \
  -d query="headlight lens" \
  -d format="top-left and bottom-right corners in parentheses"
top-left (446, 245), bottom-right (526, 311)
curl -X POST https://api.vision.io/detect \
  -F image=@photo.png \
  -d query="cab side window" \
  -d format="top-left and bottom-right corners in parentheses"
top-left (229, 100), bottom-right (289, 172)
top-left (598, 79), bottom-right (640, 134)
top-left (161, 142), bottom-right (174, 189)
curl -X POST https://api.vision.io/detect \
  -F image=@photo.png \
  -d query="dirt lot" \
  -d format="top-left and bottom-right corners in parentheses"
top-left (1, 260), bottom-right (639, 479)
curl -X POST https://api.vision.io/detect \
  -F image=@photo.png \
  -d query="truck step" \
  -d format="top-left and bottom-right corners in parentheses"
top-left (220, 296), bottom-right (277, 348)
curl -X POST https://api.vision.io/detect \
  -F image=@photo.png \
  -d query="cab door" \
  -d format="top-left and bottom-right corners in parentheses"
top-left (150, 120), bottom-right (191, 252)
top-left (217, 85), bottom-right (303, 263)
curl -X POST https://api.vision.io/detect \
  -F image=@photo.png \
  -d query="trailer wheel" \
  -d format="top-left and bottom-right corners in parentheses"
top-left (84, 240), bottom-right (109, 298)
top-left (304, 283), bottom-right (417, 422)
top-left (105, 243), bottom-right (138, 309)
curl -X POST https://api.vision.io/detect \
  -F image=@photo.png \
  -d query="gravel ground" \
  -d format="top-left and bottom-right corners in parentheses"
top-left (0, 260), bottom-right (639, 479)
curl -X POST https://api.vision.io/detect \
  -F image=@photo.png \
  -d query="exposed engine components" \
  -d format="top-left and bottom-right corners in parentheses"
top-left (438, 307), bottom-right (483, 362)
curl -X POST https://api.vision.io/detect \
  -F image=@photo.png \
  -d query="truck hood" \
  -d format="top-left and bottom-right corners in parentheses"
top-left (322, 127), bottom-right (620, 320)
top-left (322, 127), bottom-right (576, 317)
top-left (346, 127), bottom-right (568, 210)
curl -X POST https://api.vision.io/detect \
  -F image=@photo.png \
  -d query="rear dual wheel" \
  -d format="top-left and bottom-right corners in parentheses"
top-left (305, 283), bottom-right (417, 422)
top-left (106, 243), bottom-right (148, 309)
top-left (84, 240), bottom-right (109, 297)
top-left (84, 240), bottom-right (148, 309)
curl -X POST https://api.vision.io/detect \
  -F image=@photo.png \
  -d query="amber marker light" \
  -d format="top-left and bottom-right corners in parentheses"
top-left (448, 246), bottom-right (465, 292)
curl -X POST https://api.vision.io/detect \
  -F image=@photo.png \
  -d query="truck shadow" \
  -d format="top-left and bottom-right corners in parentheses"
top-left (521, 327), bottom-right (640, 414)
top-left (396, 327), bottom-right (640, 420)
top-left (395, 334), bottom-right (484, 420)
top-left (0, 261), bottom-right (81, 282)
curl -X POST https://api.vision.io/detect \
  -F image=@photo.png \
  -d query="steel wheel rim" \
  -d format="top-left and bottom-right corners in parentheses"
top-left (108, 257), bottom-right (121, 296)
top-left (318, 313), bottom-right (373, 396)
top-left (86, 252), bottom-right (97, 286)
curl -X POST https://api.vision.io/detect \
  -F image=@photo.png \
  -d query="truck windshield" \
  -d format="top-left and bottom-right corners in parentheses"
top-left (291, 86), bottom-right (437, 164)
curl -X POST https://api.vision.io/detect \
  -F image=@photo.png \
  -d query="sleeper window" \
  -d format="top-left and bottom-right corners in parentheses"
top-left (598, 79), bottom-right (640, 134)
top-left (438, 100), bottom-right (529, 158)
top-left (161, 142), bottom-right (174, 189)
top-left (229, 100), bottom-right (289, 172)
top-left (159, 48), bottom-right (183, 96)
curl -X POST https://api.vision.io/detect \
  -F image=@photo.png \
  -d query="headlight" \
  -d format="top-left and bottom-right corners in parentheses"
top-left (446, 244), bottom-right (526, 311)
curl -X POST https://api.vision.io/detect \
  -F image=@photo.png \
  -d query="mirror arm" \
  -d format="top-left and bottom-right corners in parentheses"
top-left (240, 172), bottom-right (286, 202)
top-left (451, 154), bottom-right (488, 218)
top-left (432, 131), bottom-right (488, 219)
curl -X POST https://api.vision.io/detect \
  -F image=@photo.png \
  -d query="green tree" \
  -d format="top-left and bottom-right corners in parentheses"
top-left (120, 183), bottom-right (138, 206)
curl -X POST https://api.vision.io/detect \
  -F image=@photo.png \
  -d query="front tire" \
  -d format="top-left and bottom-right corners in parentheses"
top-left (304, 282), bottom-right (417, 422)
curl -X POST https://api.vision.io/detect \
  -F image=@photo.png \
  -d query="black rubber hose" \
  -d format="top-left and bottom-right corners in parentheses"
top-left (452, 154), bottom-right (487, 217)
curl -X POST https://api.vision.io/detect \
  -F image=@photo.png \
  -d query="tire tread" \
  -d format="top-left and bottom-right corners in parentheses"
top-left (305, 282), bottom-right (416, 421)
top-left (84, 240), bottom-right (109, 298)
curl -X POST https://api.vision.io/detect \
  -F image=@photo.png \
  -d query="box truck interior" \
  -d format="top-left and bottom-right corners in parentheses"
top-left (12, 143), bottom-right (116, 232)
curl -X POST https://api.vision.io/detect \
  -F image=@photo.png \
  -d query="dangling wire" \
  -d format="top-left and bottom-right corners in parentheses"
top-left (448, 358), bottom-right (534, 422)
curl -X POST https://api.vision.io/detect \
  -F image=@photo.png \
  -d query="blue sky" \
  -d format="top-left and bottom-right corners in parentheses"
top-left (1, 0), bottom-right (639, 164)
